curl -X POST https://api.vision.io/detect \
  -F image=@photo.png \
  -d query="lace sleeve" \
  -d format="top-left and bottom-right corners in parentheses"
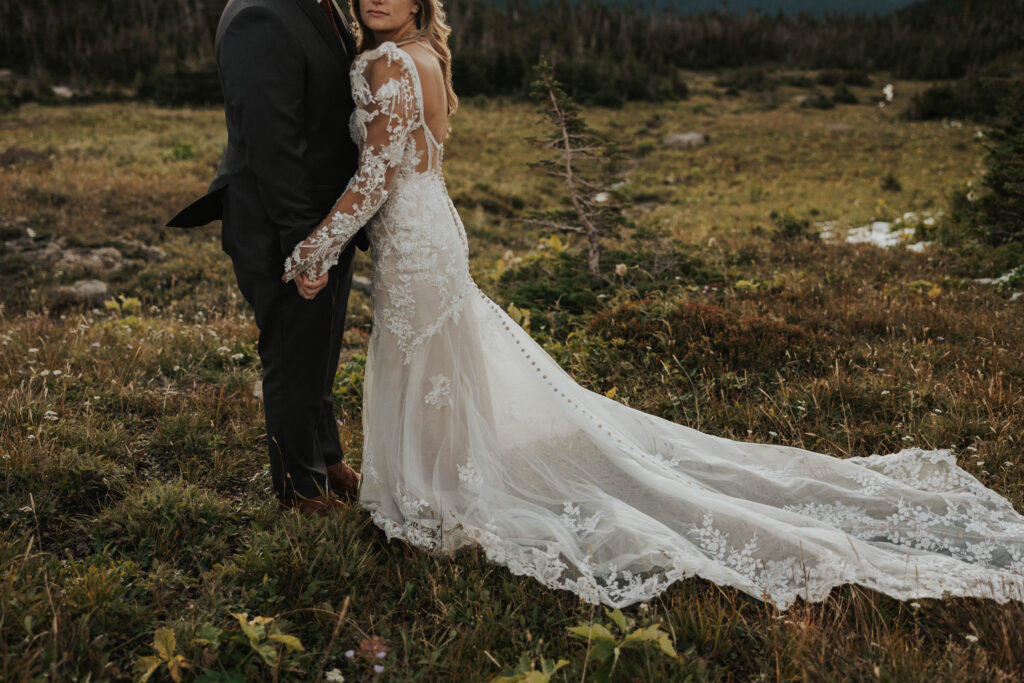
top-left (283, 45), bottom-right (419, 281)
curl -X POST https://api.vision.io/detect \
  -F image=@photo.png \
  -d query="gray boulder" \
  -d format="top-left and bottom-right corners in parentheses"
top-left (664, 132), bottom-right (708, 148)
top-left (352, 275), bottom-right (372, 295)
top-left (57, 246), bottom-right (124, 272)
top-left (57, 279), bottom-right (109, 304)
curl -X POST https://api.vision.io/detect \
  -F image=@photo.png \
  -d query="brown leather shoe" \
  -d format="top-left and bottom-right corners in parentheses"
top-left (326, 461), bottom-right (361, 501)
top-left (279, 493), bottom-right (347, 516)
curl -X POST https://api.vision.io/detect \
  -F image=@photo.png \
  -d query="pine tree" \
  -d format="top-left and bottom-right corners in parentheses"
top-left (978, 77), bottom-right (1024, 244)
top-left (527, 58), bottom-right (624, 279)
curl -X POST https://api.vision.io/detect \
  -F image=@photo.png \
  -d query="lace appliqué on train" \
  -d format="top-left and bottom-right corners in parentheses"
top-left (425, 374), bottom-right (453, 409)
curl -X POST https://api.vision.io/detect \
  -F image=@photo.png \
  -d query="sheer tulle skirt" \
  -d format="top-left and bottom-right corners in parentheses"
top-left (356, 280), bottom-right (1024, 609)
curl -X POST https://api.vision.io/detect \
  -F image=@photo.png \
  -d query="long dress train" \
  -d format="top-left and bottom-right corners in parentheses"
top-left (283, 42), bottom-right (1024, 609)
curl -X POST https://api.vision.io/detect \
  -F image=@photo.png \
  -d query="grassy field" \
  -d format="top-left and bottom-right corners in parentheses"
top-left (2, 74), bottom-right (1023, 681)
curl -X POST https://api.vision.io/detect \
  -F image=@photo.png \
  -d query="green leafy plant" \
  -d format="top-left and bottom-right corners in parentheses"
top-left (497, 652), bottom-right (569, 682)
top-left (134, 627), bottom-right (190, 683)
top-left (225, 612), bottom-right (304, 667)
top-left (162, 140), bottom-right (197, 162)
top-left (566, 608), bottom-right (679, 682)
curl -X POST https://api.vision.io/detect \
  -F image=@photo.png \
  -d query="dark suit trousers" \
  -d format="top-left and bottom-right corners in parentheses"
top-left (232, 244), bottom-right (357, 501)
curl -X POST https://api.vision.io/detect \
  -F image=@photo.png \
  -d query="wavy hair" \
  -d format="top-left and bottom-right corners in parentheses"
top-left (348, 0), bottom-right (459, 117)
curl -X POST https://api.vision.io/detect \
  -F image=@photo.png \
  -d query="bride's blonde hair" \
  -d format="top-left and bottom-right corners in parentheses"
top-left (349, 0), bottom-right (459, 116)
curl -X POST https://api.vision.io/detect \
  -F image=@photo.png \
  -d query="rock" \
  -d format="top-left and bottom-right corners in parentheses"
top-left (51, 85), bottom-right (73, 99)
top-left (252, 379), bottom-right (263, 401)
top-left (57, 246), bottom-right (123, 272)
top-left (57, 279), bottom-right (109, 304)
top-left (827, 124), bottom-right (854, 134)
top-left (4, 236), bottom-right (64, 263)
top-left (121, 239), bottom-right (167, 262)
top-left (352, 274), bottom-right (372, 295)
top-left (663, 132), bottom-right (708, 148)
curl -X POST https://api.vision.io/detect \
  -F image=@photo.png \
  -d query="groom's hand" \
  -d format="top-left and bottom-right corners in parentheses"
top-left (295, 271), bottom-right (329, 300)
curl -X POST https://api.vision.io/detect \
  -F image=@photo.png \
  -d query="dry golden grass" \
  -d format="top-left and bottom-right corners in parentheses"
top-left (1, 80), bottom-right (1022, 681)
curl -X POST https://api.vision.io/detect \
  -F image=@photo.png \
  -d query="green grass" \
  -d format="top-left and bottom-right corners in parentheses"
top-left (1, 76), bottom-right (1023, 680)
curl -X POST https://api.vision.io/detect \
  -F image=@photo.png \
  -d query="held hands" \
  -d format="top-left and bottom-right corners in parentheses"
top-left (293, 270), bottom-right (329, 300)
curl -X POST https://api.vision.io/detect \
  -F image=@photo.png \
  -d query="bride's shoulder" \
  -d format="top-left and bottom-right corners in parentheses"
top-left (355, 41), bottom-right (412, 69)
top-left (356, 41), bottom-right (437, 78)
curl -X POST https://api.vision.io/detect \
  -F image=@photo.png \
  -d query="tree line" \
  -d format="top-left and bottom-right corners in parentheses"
top-left (1, 0), bottom-right (1022, 105)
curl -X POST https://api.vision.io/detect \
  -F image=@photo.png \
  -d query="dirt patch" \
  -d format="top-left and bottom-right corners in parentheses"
top-left (0, 145), bottom-right (52, 169)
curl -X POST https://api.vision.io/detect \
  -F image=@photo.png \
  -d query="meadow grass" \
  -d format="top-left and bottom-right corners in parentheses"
top-left (1, 76), bottom-right (1023, 681)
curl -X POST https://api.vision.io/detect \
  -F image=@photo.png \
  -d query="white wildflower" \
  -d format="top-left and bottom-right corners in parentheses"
top-left (965, 634), bottom-right (979, 643)
top-left (614, 263), bottom-right (628, 277)
top-left (325, 670), bottom-right (346, 683)
top-left (43, 410), bottom-right (59, 421)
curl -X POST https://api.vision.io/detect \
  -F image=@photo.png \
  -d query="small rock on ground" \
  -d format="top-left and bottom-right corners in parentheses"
top-left (663, 132), bottom-right (708, 148)
top-left (57, 279), bottom-right (109, 304)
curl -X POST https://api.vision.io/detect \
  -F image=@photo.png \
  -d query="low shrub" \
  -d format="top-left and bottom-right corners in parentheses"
top-left (588, 299), bottom-right (821, 376)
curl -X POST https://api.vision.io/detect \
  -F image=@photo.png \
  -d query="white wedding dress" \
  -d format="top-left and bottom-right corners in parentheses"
top-left (283, 42), bottom-right (1024, 609)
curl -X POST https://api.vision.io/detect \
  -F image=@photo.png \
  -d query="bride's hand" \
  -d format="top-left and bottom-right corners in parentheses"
top-left (294, 270), bottom-right (329, 300)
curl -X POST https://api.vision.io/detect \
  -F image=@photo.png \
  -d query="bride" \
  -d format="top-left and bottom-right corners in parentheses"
top-left (281, 0), bottom-right (1024, 609)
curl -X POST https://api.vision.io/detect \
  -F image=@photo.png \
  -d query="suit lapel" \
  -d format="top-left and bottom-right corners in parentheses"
top-left (294, 0), bottom-right (350, 66)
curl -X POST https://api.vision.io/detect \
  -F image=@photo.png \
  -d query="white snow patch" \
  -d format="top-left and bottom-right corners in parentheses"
top-left (974, 268), bottom-right (1022, 286)
top-left (845, 221), bottom-right (917, 248)
top-left (821, 211), bottom-right (938, 251)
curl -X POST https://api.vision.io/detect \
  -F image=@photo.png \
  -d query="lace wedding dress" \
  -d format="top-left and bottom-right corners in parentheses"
top-left (283, 42), bottom-right (1024, 609)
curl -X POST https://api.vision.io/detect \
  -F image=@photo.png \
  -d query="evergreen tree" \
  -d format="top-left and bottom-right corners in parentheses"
top-left (528, 59), bottom-right (624, 278)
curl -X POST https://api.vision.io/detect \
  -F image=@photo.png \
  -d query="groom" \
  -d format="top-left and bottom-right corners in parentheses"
top-left (168, 0), bottom-right (367, 515)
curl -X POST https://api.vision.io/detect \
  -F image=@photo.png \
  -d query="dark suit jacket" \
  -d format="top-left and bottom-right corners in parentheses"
top-left (167, 0), bottom-right (368, 276)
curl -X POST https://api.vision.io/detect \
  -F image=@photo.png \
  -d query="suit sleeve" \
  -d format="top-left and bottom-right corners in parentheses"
top-left (217, 6), bottom-right (319, 254)
top-left (282, 47), bottom-right (418, 282)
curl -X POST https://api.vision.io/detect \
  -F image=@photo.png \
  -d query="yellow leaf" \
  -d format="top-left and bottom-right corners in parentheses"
top-left (167, 655), bottom-right (191, 683)
top-left (658, 633), bottom-right (679, 658)
top-left (928, 285), bottom-right (943, 298)
top-left (269, 633), bottom-right (305, 652)
top-left (133, 656), bottom-right (162, 683)
top-left (120, 296), bottom-right (142, 312)
top-left (604, 387), bottom-right (617, 399)
top-left (567, 623), bottom-right (615, 642)
top-left (153, 628), bottom-right (176, 661)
